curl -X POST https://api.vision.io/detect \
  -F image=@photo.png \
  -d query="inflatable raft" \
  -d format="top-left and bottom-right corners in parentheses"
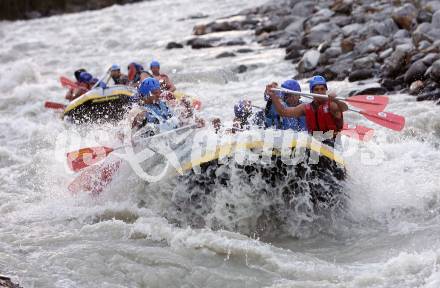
top-left (63, 85), bottom-right (134, 124)
top-left (62, 86), bottom-right (201, 124)
top-left (69, 128), bottom-right (346, 223)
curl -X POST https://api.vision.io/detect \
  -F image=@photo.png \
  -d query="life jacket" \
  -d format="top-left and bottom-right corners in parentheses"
top-left (144, 101), bottom-right (172, 124)
top-left (282, 115), bottom-right (307, 131)
top-left (68, 82), bottom-right (91, 100)
top-left (113, 74), bottom-right (129, 85)
top-left (304, 100), bottom-right (342, 133)
top-left (265, 97), bottom-right (306, 131)
top-left (264, 100), bottom-right (282, 129)
top-left (128, 64), bottom-right (144, 87)
top-left (281, 100), bottom-right (307, 131)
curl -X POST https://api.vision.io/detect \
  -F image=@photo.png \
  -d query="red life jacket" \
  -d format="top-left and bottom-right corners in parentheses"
top-left (304, 101), bottom-right (342, 133)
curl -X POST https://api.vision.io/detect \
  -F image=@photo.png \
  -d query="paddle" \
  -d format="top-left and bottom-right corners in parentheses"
top-left (273, 88), bottom-right (388, 111)
top-left (61, 67), bottom-right (110, 91)
top-left (272, 88), bottom-right (405, 131)
top-left (44, 101), bottom-right (66, 110)
top-left (342, 95), bottom-right (388, 111)
top-left (68, 159), bottom-right (122, 196)
top-left (66, 124), bottom-right (198, 172)
top-left (341, 123), bottom-right (374, 141)
top-left (251, 104), bottom-right (374, 141)
top-left (91, 67), bottom-right (111, 90)
top-left (60, 76), bottom-right (78, 89)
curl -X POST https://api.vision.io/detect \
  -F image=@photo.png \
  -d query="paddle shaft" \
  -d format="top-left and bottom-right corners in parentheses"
top-left (273, 87), bottom-right (350, 102)
top-left (131, 123), bottom-right (197, 145)
top-left (273, 88), bottom-right (404, 130)
top-left (112, 123), bottom-right (198, 152)
top-left (91, 67), bottom-right (110, 90)
top-left (67, 123), bottom-right (198, 172)
top-left (273, 87), bottom-right (372, 115)
top-left (273, 87), bottom-right (385, 107)
top-left (45, 101), bottom-right (66, 110)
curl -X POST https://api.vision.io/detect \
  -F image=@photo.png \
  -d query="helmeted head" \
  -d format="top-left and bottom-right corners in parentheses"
top-left (139, 77), bottom-right (161, 99)
top-left (110, 64), bottom-right (120, 71)
top-left (309, 75), bottom-right (327, 95)
top-left (234, 100), bottom-right (252, 120)
top-left (74, 68), bottom-right (87, 82)
top-left (110, 64), bottom-right (121, 78)
top-left (79, 72), bottom-right (93, 84)
top-left (150, 60), bottom-right (160, 75)
top-left (281, 79), bottom-right (301, 107)
top-left (127, 62), bottom-right (144, 81)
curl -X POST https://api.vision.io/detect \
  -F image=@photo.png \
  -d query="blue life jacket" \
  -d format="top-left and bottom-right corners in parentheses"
top-left (264, 101), bottom-right (283, 129)
top-left (281, 114), bottom-right (307, 131)
top-left (264, 94), bottom-right (307, 131)
top-left (144, 101), bottom-right (171, 124)
top-left (281, 100), bottom-right (307, 131)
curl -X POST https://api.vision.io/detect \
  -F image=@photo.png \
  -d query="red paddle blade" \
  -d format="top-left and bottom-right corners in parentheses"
top-left (360, 110), bottom-right (405, 131)
top-left (60, 76), bottom-right (79, 89)
top-left (192, 99), bottom-right (202, 110)
top-left (44, 101), bottom-right (66, 110)
top-left (341, 124), bottom-right (374, 141)
top-left (68, 160), bottom-right (121, 196)
top-left (128, 64), bottom-right (136, 81)
top-left (67, 146), bottom-right (114, 172)
top-left (345, 95), bottom-right (388, 111)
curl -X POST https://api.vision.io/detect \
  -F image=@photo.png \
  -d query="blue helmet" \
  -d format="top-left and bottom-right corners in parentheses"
top-left (309, 75), bottom-right (327, 92)
top-left (150, 60), bottom-right (160, 68)
top-left (74, 68), bottom-right (86, 82)
top-left (139, 77), bottom-right (161, 96)
top-left (281, 79), bottom-right (301, 93)
top-left (79, 72), bottom-right (93, 83)
top-left (234, 100), bottom-right (252, 119)
top-left (110, 64), bottom-right (120, 71)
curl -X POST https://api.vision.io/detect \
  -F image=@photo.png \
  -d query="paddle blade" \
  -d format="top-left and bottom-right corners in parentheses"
top-left (128, 64), bottom-right (136, 81)
top-left (192, 99), bottom-right (202, 110)
top-left (68, 160), bottom-right (121, 196)
top-left (44, 101), bottom-right (66, 110)
top-left (345, 95), bottom-right (388, 111)
top-left (60, 76), bottom-right (78, 89)
top-left (67, 146), bottom-right (114, 172)
top-left (341, 124), bottom-right (374, 141)
top-left (360, 110), bottom-right (405, 131)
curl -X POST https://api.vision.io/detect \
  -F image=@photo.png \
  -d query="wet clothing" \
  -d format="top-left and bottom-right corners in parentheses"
top-left (65, 82), bottom-right (92, 101)
top-left (281, 112), bottom-right (306, 131)
top-left (112, 74), bottom-right (129, 85)
top-left (304, 100), bottom-right (343, 134)
top-left (128, 63), bottom-right (145, 87)
top-left (264, 93), bottom-right (306, 131)
top-left (144, 101), bottom-right (172, 124)
top-left (264, 98), bottom-right (283, 129)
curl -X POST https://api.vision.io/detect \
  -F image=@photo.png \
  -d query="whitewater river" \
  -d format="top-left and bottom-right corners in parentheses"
top-left (1, 0), bottom-right (440, 287)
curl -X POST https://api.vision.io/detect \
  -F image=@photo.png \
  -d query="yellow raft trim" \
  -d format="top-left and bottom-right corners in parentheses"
top-left (177, 138), bottom-right (344, 174)
top-left (63, 90), bottom-right (133, 115)
top-left (63, 90), bottom-right (199, 115)
top-left (91, 96), bottom-right (121, 103)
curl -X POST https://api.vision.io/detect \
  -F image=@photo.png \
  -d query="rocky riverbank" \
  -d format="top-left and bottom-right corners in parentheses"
top-left (0, 0), bottom-right (143, 21)
top-left (187, 0), bottom-right (440, 104)
top-left (0, 275), bottom-right (21, 288)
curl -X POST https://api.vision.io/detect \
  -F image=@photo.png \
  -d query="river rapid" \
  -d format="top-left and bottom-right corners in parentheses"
top-left (1, 0), bottom-right (440, 287)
